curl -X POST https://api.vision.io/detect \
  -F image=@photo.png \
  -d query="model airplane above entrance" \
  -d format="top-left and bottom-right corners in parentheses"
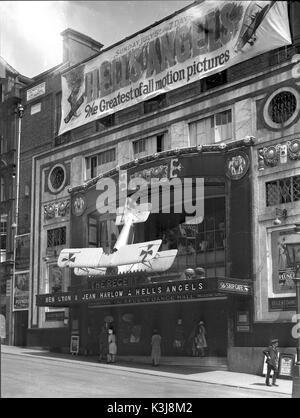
top-left (57, 198), bottom-right (177, 276)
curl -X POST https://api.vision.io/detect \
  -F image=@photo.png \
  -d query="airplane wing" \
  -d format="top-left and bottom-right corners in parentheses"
top-left (75, 249), bottom-right (177, 276)
top-left (118, 249), bottom-right (178, 274)
top-left (58, 248), bottom-right (104, 268)
top-left (96, 239), bottom-right (162, 267)
top-left (58, 240), bottom-right (161, 269)
top-left (74, 267), bottom-right (106, 276)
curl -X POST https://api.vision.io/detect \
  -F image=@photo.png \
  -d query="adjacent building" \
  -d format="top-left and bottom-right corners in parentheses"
top-left (0, 57), bottom-right (32, 345)
top-left (1, 29), bottom-right (103, 346)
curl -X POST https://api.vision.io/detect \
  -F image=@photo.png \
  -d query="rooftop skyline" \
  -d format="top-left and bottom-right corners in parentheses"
top-left (0, 1), bottom-right (192, 78)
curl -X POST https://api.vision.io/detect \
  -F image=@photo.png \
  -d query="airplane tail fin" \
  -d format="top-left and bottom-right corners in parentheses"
top-left (116, 197), bottom-right (151, 225)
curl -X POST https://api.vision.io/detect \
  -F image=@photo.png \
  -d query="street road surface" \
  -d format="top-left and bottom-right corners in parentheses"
top-left (1, 350), bottom-right (289, 398)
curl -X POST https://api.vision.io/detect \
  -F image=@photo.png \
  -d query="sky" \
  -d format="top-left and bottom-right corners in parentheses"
top-left (0, 1), bottom-right (193, 78)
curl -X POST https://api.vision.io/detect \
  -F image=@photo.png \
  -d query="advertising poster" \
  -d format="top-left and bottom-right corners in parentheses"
top-left (59, 1), bottom-right (291, 135)
top-left (70, 335), bottom-right (80, 355)
top-left (15, 234), bottom-right (30, 270)
top-left (271, 231), bottom-right (300, 294)
top-left (279, 353), bottom-right (295, 378)
top-left (13, 271), bottom-right (29, 311)
top-left (48, 264), bottom-right (63, 293)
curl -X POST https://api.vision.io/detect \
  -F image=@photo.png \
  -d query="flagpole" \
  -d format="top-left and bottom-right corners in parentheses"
top-left (9, 103), bottom-right (24, 345)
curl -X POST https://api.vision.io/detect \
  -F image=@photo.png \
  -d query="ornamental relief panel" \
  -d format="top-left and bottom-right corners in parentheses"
top-left (43, 199), bottom-right (70, 222)
top-left (258, 139), bottom-right (300, 170)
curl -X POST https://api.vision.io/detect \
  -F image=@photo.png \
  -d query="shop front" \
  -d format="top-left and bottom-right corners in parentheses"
top-left (36, 275), bottom-right (252, 357)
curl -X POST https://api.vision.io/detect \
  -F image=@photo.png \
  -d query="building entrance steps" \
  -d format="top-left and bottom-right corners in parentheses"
top-left (116, 355), bottom-right (228, 370)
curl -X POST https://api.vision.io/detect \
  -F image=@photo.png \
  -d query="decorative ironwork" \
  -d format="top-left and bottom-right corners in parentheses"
top-left (50, 166), bottom-right (65, 189)
top-left (48, 164), bottom-right (67, 193)
top-left (44, 199), bottom-right (70, 221)
top-left (266, 175), bottom-right (300, 206)
top-left (268, 91), bottom-right (297, 124)
top-left (47, 227), bottom-right (66, 248)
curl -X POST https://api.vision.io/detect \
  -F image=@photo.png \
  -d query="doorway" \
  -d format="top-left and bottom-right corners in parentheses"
top-left (14, 310), bottom-right (28, 346)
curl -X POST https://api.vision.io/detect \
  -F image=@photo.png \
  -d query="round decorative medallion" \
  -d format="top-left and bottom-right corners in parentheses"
top-left (48, 164), bottom-right (66, 193)
top-left (72, 194), bottom-right (86, 216)
top-left (225, 152), bottom-right (250, 180)
top-left (263, 87), bottom-right (300, 130)
top-left (263, 145), bottom-right (280, 167)
top-left (287, 139), bottom-right (300, 160)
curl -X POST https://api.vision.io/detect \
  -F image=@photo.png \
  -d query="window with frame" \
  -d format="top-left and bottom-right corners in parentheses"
top-left (189, 109), bottom-right (232, 146)
top-left (85, 148), bottom-right (116, 179)
top-left (55, 91), bottom-right (62, 135)
top-left (201, 71), bottom-right (227, 92)
top-left (137, 194), bottom-right (226, 277)
top-left (0, 214), bottom-right (7, 262)
top-left (88, 217), bottom-right (98, 247)
top-left (133, 133), bottom-right (166, 158)
top-left (96, 114), bottom-right (115, 131)
top-left (0, 176), bottom-right (6, 202)
top-left (133, 138), bottom-right (146, 156)
top-left (47, 227), bottom-right (66, 247)
top-left (266, 175), bottom-right (300, 206)
top-left (143, 94), bottom-right (166, 114)
top-left (156, 134), bottom-right (164, 153)
top-left (99, 148), bottom-right (116, 165)
top-left (0, 135), bottom-right (7, 154)
top-left (87, 214), bottom-right (121, 253)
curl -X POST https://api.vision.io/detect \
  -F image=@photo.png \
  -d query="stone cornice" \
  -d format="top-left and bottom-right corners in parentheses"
top-left (68, 136), bottom-right (255, 194)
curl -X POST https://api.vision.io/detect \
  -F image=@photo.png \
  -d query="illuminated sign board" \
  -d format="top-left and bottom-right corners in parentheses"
top-left (36, 277), bottom-right (252, 307)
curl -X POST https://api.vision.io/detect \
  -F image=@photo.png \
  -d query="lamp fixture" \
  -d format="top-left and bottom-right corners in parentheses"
top-left (273, 208), bottom-right (287, 225)
top-left (16, 103), bottom-right (24, 118)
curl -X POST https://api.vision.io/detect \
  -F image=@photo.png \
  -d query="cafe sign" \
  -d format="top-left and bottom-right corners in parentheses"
top-left (217, 278), bottom-right (251, 295)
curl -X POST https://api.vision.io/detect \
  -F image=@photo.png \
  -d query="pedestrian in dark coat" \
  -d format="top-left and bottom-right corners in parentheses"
top-left (151, 329), bottom-right (162, 366)
top-left (263, 338), bottom-right (279, 386)
top-left (98, 325), bottom-right (109, 362)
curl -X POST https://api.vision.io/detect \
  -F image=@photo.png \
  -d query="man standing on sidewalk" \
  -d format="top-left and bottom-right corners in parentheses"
top-left (263, 339), bottom-right (280, 387)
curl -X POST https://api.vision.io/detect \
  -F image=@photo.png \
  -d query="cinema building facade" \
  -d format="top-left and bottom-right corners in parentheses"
top-left (34, 140), bottom-right (253, 360)
top-left (25, 1), bottom-right (300, 372)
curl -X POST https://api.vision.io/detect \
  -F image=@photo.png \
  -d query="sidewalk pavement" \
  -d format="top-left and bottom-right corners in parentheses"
top-left (1, 344), bottom-right (292, 397)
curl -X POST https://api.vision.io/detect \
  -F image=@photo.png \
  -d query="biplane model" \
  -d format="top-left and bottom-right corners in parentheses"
top-left (57, 198), bottom-right (177, 276)
top-left (234, 1), bottom-right (276, 53)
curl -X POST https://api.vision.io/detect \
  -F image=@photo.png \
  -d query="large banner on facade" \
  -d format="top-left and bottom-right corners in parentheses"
top-left (59, 1), bottom-right (291, 135)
